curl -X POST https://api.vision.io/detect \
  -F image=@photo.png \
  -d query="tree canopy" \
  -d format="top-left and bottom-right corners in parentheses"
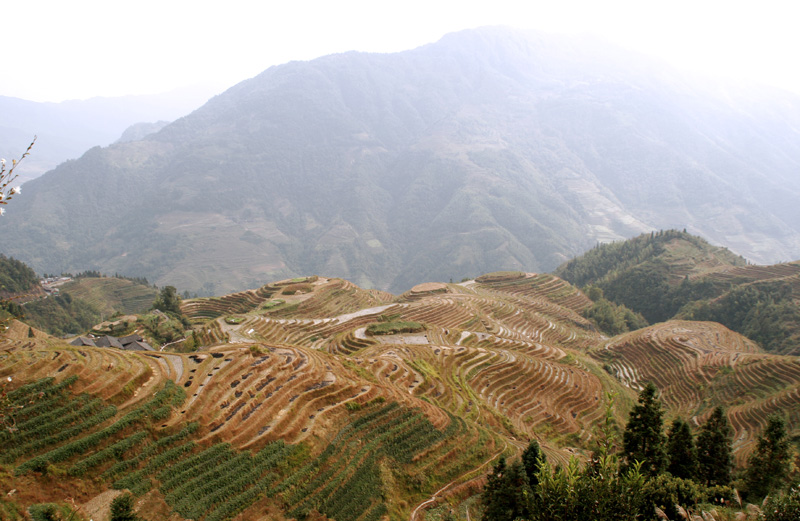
top-left (696, 407), bottom-right (733, 487)
top-left (622, 383), bottom-right (667, 476)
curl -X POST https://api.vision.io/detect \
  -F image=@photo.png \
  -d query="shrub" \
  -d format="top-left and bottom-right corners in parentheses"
top-left (110, 493), bottom-right (139, 521)
top-left (282, 283), bottom-right (313, 295)
top-left (365, 321), bottom-right (425, 336)
top-left (762, 486), bottom-right (800, 521)
top-left (642, 475), bottom-right (703, 520)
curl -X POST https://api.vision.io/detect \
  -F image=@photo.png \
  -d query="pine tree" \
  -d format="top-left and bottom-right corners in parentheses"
top-left (482, 456), bottom-right (508, 521)
top-left (696, 407), bottom-right (733, 486)
top-left (110, 493), bottom-right (139, 521)
top-left (522, 440), bottom-right (543, 488)
top-left (482, 458), bottom-right (532, 521)
top-left (622, 383), bottom-right (667, 476)
top-left (745, 415), bottom-right (790, 499)
top-left (666, 418), bottom-right (697, 479)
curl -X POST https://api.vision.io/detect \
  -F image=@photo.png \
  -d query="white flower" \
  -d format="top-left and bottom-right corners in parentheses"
top-left (1, 158), bottom-right (5, 166)
top-left (10, 186), bottom-right (20, 195)
top-left (0, 208), bottom-right (5, 216)
top-left (6, 377), bottom-right (10, 382)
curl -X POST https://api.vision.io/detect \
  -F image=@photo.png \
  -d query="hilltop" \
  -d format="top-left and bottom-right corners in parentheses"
top-left (3, 27), bottom-right (800, 295)
top-left (556, 230), bottom-right (800, 354)
top-left (2, 268), bottom-right (799, 519)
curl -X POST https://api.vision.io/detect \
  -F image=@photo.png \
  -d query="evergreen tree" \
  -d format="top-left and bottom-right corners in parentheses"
top-left (110, 493), bottom-right (139, 521)
top-left (745, 415), bottom-right (791, 499)
top-left (622, 383), bottom-right (667, 476)
top-left (696, 407), bottom-right (733, 486)
top-left (151, 285), bottom-right (182, 316)
top-left (482, 458), bottom-right (532, 521)
top-left (666, 418), bottom-right (697, 479)
top-left (522, 440), bottom-right (543, 488)
top-left (482, 456), bottom-right (507, 521)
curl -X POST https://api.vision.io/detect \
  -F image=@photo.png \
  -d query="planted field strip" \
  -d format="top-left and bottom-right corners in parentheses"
top-left (182, 288), bottom-right (271, 320)
top-left (163, 345), bottom-right (379, 447)
top-left (596, 321), bottom-right (761, 409)
top-left (706, 357), bottom-right (800, 406)
top-left (103, 422), bottom-right (199, 482)
top-left (280, 402), bottom-right (453, 521)
top-left (67, 430), bottom-right (149, 476)
top-left (704, 262), bottom-right (800, 285)
top-left (412, 417), bottom-right (501, 489)
top-left (60, 277), bottom-right (157, 315)
top-left (272, 278), bottom-right (395, 319)
top-left (469, 350), bottom-right (603, 438)
top-left (726, 384), bottom-right (800, 462)
top-left (477, 273), bottom-right (593, 314)
top-left (159, 440), bottom-right (294, 520)
top-left (11, 379), bottom-right (185, 474)
top-left (398, 298), bottom-right (477, 331)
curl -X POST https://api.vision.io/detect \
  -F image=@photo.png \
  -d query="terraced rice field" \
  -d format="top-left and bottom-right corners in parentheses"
top-left (3, 272), bottom-right (799, 520)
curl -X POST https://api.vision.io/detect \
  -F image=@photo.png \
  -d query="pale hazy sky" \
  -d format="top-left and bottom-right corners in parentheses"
top-left (3, 0), bottom-right (799, 102)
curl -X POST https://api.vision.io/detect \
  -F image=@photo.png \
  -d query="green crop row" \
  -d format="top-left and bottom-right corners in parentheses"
top-left (10, 404), bottom-right (118, 468)
top-left (113, 440), bottom-right (197, 495)
top-left (14, 398), bottom-right (105, 445)
top-left (361, 502), bottom-right (388, 521)
top-left (164, 441), bottom-right (292, 519)
top-left (288, 410), bottom-right (427, 518)
top-left (321, 456), bottom-right (382, 521)
top-left (271, 403), bottom-right (404, 496)
top-left (167, 452), bottom-right (255, 509)
top-left (12, 375), bottom-right (78, 404)
top-left (172, 442), bottom-right (293, 519)
top-left (202, 472), bottom-right (276, 521)
top-left (382, 419), bottom-right (444, 463)
top-left (102, 422), bottom-right (198, 480)
top-left (158, 443), bottom-right (235, 493)
top-left (10, 393), bottom-right (90, 435)
top-left (68, 431), bottom-right (149, 477)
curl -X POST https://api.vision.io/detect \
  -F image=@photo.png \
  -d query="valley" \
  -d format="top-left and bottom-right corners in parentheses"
top-left (2, 267), bottom-right (798, 520)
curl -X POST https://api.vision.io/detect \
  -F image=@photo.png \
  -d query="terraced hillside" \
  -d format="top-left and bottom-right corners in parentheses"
top-left (2, 272), bottom-right (799, 520)
top-left (557, 230), bottom-right (800, 354)
top-left (56, 276), bottom-right (158, 316)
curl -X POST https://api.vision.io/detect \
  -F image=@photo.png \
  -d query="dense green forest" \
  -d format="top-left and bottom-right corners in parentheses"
top-left (21, 293), bottom-right (101, 337)
top-left (0, 254), bottom-right (39, 295)
top-left (680, 282), bottom-right (800, 354)
top-left (557, 231), bottom-right (800, 354)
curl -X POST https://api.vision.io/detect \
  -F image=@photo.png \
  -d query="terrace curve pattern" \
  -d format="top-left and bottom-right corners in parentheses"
top-left (2, 272), bottom-right (799, 520)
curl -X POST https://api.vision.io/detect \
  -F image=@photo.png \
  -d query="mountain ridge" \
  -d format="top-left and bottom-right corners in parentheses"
top-left (2, 26), bottom-right (800, 295)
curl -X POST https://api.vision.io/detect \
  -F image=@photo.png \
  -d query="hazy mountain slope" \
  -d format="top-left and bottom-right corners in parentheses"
top-left (3, 27), bottom-right (800, 295)
top-left (0, 86), bottom-right (216, 183)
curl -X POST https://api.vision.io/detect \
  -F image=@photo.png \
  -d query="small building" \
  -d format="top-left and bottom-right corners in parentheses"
top-left (70, 333), bottom-right (154, 352)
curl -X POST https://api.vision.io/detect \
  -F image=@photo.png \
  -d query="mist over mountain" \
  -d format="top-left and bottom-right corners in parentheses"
top-left (2, 26), bottom-right (800, 295)
top-left (0, 86), bottom-right (217, 183)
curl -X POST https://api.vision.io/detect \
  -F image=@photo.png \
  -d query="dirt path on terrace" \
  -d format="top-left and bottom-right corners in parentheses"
top-left (409, 439), bottom-right (511, 521)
